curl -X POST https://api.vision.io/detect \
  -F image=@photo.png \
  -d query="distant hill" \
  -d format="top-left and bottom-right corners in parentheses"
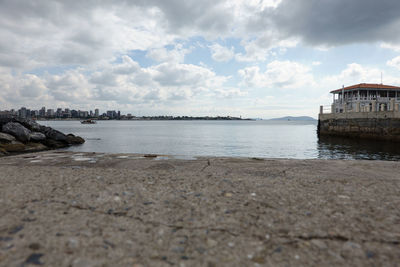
top-left (268, 116), bottom-right (317, 121)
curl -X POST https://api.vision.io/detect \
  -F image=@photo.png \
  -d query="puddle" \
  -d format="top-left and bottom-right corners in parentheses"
top-left (154, 156), bottom-right (170, 160)
top-left (116, 156), bottom-right (129, 159)
top-left (171, 155), bottom-right (197, 160)
top-left (73, 157), bottom-right (94, 161)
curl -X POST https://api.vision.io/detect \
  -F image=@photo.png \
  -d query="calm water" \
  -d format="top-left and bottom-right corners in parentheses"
top-left (41, 120), bottom-right (400, 160)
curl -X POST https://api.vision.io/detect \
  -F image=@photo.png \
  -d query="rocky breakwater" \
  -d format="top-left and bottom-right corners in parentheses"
top-left (0, 118), bottom-right (84, 156)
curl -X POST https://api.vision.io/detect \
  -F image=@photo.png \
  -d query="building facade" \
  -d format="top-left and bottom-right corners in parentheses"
top-left (329, 83), bottom-right (400, 113)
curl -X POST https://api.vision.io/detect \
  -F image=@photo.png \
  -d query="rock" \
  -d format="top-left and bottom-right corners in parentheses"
top-left (25, 142), bottom-right (48, 152)
top-left (2, 122), bottom-right (31, 142)
top-left (42, 139), bottom-right (68, 149)
top-left (66, 134), bottom-right (85, 144)
top-left (0, 132), bottom-right (16, 143)
top-left (0, 142), bottom-right (48, 153)
top-left (30, 132), bottom-right (46, 142)
top-left (15, 118), bottom-right (43, 132)
top-left (0, 147), bottom-right (8, 156)
top-left (0, 142), bottom-right (26, 152)
top-left (41, 126), bottom-right (67, 142)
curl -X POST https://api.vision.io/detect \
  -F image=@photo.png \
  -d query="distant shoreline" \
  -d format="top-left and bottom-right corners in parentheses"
top-left (37, 117), bottom-right (254, 121)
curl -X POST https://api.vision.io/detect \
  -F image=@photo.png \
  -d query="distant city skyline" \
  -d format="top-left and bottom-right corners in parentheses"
top-left (1, 0), bottom-right (400, 119)
top-left (1, 106), bottom-right (125, 120)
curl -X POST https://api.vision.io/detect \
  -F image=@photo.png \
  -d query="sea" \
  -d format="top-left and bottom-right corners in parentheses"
top-left (41, 120), bottom-right (400, 160)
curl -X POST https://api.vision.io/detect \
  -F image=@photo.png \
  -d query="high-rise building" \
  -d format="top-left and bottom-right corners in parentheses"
top-left (71, 110), bottom-right (78, 118)
top-left (18, 107), bottom-right (27, 118)
top-left (47, 109), bottom-right (55, 117)
top-left (95, 109), bottom-right (99, 117)
top-left (56, 108), bottom-right (63, 117)
top-left (106, 110), bottom-right (117, 119)
top-left (39, 107), bottom-right (46, 117)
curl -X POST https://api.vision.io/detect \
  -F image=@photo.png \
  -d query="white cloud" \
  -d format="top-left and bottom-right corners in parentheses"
top-left (213, 87), bottom-right (247, 98)
top-left (312, 61), bottom-right (321, 66)
top-left (381, 43), bottom-right (400, 52)
top-left (147, 44), bottom-right (191, 63)
top-left (209, 44), bottom-right (234, 62)
top-left (387, 56), bottom-right (400, 70)
top-left (322, 63), bottom-right (400, 90)
top-left (239, 60), bottom-right (314, 89)
top-left (235, 34), bottom-right (299, 62)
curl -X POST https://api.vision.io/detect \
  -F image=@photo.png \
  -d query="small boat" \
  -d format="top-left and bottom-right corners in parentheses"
top-left (81, 119), bottom-right (97, 124)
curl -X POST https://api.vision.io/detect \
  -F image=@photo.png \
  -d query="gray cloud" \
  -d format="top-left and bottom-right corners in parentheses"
top-left (134, 0), bottom-right (232, 35)
top-left (267, 0), bottom-right (400, 46)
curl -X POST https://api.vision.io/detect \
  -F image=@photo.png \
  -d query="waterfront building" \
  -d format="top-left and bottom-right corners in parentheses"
top-left (95, 109), bottom-right (99, 117)
top-left (329, 83), bottom-right (400, 113)
top-left (319, 83), bottom-right (400, 141)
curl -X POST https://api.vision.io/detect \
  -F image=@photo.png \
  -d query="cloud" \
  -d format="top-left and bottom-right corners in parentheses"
top-left (2, 0), bottom-right (400, 117)
top-left (266, 0), bottom-right (400, 46)
top-left (239, 60), bottom-right (314, 89)
top-left (387, 56), bottom-right (400, 70)
top-left (235, 32), bottom-right (298, 62)
top-left (209, 44), bottom-right (234, 62)
top-left (322, 63), bottom-right (400, 89)
top-left (147, 44), bottom-right (191, 63)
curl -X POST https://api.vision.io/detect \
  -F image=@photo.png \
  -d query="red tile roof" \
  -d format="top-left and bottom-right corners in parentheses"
top-left (330, 83), bottom-right (400, 93)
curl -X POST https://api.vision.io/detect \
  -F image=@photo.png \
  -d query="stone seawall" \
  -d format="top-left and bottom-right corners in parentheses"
top-left (318, 111), bottom-right (400, 141)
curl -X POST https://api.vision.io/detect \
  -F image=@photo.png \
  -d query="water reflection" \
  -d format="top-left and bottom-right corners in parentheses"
top-left (317, 135), bottom-right (400, 160)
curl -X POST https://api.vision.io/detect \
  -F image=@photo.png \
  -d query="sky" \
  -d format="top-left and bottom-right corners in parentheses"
top-left (1, 0), bottom-right (400, 119)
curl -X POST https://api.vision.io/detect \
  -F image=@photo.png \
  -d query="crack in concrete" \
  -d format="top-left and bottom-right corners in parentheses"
top-left (200, 159), bottom-right (211, 172)
top-left (280, 234), bottom-right (400, 246)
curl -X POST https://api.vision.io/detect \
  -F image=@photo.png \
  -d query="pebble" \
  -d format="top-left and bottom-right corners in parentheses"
top-left (366, 250), bottom-right (375, 259)
top-left (24, 253), bottom-right (44, 265)
top-left (224, 192), bottom-right (233, 197)
top-left (28, 243), bottom-right (41, 250)
top-left (341, 241), bottom-right (363, 258)
top-left (228, 242), bottom-right (235, 247)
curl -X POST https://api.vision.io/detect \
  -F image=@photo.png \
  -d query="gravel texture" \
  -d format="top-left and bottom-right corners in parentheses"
top-left (0, 151), bottom-right (399, 266)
